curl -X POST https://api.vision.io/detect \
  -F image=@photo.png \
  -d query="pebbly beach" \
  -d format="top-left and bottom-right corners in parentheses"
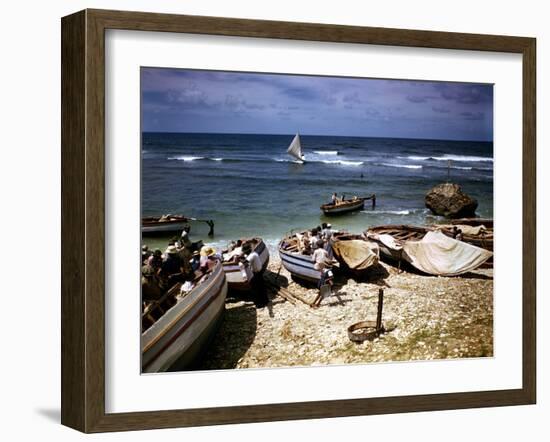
top-left (196, 255), bottom-right (493, 370)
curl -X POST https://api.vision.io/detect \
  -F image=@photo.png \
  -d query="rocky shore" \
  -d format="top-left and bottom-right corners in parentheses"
top-left (196, 256), bottom-right (493, 370)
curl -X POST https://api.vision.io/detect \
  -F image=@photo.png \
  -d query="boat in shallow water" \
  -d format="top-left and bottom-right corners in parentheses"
top-left (222, 238), bottom-right (270, 291)
top-left (142, 214), bottom-right (189, 234)
top-left (321, 195), bottom-right (375, 216)
top-left (141, 260), bottom-right (227, 373)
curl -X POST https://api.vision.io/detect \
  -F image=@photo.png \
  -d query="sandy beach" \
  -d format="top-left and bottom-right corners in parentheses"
top-left (196, 256), bottom-right (493, 370)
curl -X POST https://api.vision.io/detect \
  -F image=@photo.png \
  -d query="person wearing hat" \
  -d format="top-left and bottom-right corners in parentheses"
top-left (321, 223), bottom-right (332, 240)
top-left (141, 262), bottom-right (162, 301)
top-left (199, 245), bottom-right (217, 272)
top-left (190, 250), bottom-right (201, 273)
top-left (141, 244), bottom-right (151, 264)
top-left (159, 245), bottom-right (184, 284)
top-left (242, 242), bottom-right (268, 308)
top-left (147, 249), bottom-right (163, 272)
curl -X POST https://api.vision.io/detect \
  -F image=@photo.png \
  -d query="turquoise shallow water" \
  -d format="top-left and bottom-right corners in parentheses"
top-left (141, 132), bottom-right (493, 253)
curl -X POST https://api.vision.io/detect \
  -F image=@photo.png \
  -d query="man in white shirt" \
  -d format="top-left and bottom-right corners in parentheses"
top-left (312, 240), bottom-right (334, 307)
top-left (312, 240), bottom-right (330, 271)
top-left (243, 242), bottom-right (268, 308)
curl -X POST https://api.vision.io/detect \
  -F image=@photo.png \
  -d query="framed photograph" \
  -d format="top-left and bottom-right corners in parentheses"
top-left (61, 9), bottom-right (536, 433)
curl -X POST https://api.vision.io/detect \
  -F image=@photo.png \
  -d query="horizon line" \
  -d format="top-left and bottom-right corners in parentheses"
top-left (140, 130), bottom-right (493, 143)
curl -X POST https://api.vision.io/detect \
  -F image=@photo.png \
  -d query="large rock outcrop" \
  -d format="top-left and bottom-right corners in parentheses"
top-left (425, 183), bottom-right (478, 218)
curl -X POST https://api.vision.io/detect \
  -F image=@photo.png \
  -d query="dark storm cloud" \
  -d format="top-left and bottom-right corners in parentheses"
top-left (141, 67), bottom-right (494, 141)
top-left (435, 83), bottom-right (493, 104)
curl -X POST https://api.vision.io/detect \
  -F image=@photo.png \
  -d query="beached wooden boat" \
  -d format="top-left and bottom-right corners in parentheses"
top-left (320, 194), bottom-right (375, 216)
top-left (434, 218), bottom-right (493, 251)
top-left (367, 222), bottom-right (493, 253)
top-left (222, 238), bottom-right (270, 291)
top-left (365, 225), bottom-right (493, 275)
top-left (278, 234), bottom-right (326, 283)
top-left (448, 218), bottom-right (493, 229)
top-left (142, 214), bottom-right (189, 234)
top-left (141, 261), bottom-right (228, 373)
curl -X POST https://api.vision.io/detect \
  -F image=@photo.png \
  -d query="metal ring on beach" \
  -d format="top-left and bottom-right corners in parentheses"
top-left (347, 321), bottom-right (383, 342)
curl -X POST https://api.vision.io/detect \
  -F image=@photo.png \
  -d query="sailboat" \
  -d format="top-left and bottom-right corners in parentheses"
top-left (287, 134), bottom-right (305, 163)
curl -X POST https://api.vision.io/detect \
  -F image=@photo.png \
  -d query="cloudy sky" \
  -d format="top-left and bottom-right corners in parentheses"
top-left (141, 68), bottom-right (493, 141)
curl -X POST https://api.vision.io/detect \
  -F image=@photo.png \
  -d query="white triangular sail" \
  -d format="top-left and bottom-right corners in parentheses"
top-left (287, 134), bottom-right (304, 162)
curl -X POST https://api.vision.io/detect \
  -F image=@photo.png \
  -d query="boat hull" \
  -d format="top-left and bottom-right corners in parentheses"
top-left (142, 221), bottom-right (188, 234)
top-left (278, 243), bottom-right (322, 283)
top-left (141, 262), bottom-right (227, 373)
top-left (321, 200), bottom-right (365, 215)
top-left (222, 240), bottom-right (270, 291)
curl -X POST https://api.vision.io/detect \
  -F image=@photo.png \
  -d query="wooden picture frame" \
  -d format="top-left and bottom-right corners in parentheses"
top-left (61, 9), bottom-right (536, 433)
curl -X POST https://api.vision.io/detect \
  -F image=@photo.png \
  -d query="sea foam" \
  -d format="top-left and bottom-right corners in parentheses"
top-left (380, 163), bottom-right (422, 169)
top-left (313, 150), bottom-right (339, 155)
top-left (167, 156), bottom-right (205, 162)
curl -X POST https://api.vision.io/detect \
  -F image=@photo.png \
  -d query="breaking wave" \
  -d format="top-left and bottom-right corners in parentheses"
top-left (321, 160), bottom-right (363, 166)
top-left (379, 163), bottom-right (422, 169)
top-left (399, 154), bottom-right (493, 162)
top-left (313, 150), bottom-right (339, 155)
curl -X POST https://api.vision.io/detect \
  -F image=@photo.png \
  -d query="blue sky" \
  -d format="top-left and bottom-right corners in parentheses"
top-left (141, 68), bottom-right (493, 141)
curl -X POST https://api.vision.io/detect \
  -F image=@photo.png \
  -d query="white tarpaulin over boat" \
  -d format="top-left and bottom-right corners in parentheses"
top-left (402, 231), bottom-right (492, 276)
top-left (287, 134), bottom-right (304, 162)
top-left (331, 240), bottom-right (379, 270)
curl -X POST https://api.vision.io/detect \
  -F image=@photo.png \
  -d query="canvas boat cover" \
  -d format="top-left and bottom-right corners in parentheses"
top-left (331, 239), bottom-right (379, 270)
top-left (402, 231), bottom-right (492, 276)
top-left (375, 233), bottom-right (403, 251)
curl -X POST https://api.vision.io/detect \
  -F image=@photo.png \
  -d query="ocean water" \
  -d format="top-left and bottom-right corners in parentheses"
top-left (142, 133), bottom-right (493, 251)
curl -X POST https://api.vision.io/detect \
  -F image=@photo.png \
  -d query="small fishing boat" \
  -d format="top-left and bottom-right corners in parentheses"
top-left (287, 133), bottom-right (305, 163)
top-left (142, 214), bottom-right (189, 234)
top-left (434, 219), bottom-right (493, 251)
top-left (365, 226), bottom-right (492, 276)
top-left (321, 194), bottom-right (375, 216)
top-left (222, 238), bottom-right (270, 291)
top-left (141, 260), bottom-right (228, 373)
top-left (278, 233), bottom-right (328, 283)
top-left (367, 222), bottom-right (493, 253)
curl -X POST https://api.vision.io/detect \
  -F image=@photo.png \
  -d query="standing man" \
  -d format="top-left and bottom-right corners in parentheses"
top-left (180, 225), bottom-right (192, 248)
top-left (243, 242), bottom-right (269, 308)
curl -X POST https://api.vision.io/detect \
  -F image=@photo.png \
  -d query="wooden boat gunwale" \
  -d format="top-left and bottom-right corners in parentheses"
top-left (278, 235), bottom-right (323, 283)
top-left (141, 260), bottom-right (227, 372)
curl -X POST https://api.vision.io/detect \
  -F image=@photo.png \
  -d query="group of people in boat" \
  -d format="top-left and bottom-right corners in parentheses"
top-left (293, 223), bottom-right (336, 255)
top-left (330, 192), bottom-right (361, 205)
top-left (283, 223), bottom-right (337, 292)
top-left (141, 225), bottom-right (218, 303)
top-left (223, 238), bottom-right (269, 308)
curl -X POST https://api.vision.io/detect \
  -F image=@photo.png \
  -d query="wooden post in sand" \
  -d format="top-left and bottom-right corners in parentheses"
top-left (376, 288), bottom-right (384, 332)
